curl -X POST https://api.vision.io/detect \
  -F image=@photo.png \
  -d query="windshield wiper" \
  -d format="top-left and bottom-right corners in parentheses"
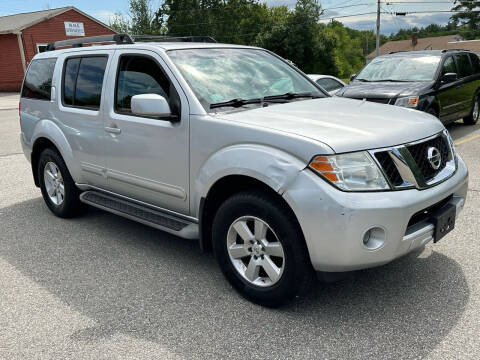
top-left (370, 79), bottom-right (413, 82)
top-left (355, 78), bottom-right (370, 82)
top-left (210, 98), bottom-right (262, 109)
top-left (263, 92), bottom-right (319, 101)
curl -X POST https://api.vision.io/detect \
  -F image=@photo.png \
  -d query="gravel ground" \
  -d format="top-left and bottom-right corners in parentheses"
top-left (1, 106), bottom-right (479, 360)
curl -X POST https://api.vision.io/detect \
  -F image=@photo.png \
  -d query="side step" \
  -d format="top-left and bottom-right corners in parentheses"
top-left (80, 191), bottom-right (198, 239)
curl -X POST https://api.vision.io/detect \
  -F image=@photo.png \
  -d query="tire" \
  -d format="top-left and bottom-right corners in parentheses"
top-left (38, 148), bottom-right (84, 218)
top-left (212, 190), bottom-right (314, 307)
top-left (463, 95), bottom-right (479, 125)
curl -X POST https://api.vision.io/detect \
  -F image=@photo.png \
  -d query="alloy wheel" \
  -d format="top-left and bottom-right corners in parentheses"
top-left (226, 216), bottom-right (285, 287)
top-left (43, 161), bottom-right (65, 206)
top-left (473, 99), bottom-right (479, 122)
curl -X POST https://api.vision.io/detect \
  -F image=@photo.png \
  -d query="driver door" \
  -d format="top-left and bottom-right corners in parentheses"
top-left (102, 50), bottom-right (190, 214)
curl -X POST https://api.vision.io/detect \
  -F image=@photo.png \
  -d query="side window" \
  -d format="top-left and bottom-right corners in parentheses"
top-left (62, 56), bottom-right (108, 110)
top-left (455, 54), bottom-right (473, 78)
top-left (469, 53), bottom-right (480, 74)
top-left (21, 58), bottom-right (57, 100)
top-left (115, 55), bottom-right (180, 116)
top-left (316, 78), bottom-right (344, 92)
top-left (442, 56), bottom-right (456, 76)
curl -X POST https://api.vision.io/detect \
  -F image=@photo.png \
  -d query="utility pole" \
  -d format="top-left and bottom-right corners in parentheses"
top-left (376, 0), bottom-right (380, 57)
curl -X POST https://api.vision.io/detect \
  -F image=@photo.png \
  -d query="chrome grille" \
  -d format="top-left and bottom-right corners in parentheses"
top-left (371, 131), bottom-right (456, 190)
top-left (406, 136), bottom-right (450, 182)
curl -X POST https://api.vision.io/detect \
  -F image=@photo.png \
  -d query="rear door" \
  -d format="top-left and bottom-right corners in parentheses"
top-left (54, 50), bottom-right (113, 188)
top-left (454, 53), bottom-right (475, 116)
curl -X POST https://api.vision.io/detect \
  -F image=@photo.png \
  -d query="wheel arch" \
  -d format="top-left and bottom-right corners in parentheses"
top-left (199, 174), bottom-right (305, 253)
top-left (29, 119), bottom-right (79, 187)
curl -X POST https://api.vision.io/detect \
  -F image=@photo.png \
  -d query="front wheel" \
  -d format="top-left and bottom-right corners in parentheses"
top-left (212, 190), bottom-right (313, 307)
top-left (464, 95), bottom-right (479, 125)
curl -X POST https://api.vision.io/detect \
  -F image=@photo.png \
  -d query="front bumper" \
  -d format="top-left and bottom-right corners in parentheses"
top-left (283, 155), bottom-right (468, 272)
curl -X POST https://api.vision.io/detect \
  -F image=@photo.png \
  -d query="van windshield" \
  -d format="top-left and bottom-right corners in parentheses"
top-left (168, 48), bottom-right (323, 111)
top-left (356, 55), bottom-right (441, 82)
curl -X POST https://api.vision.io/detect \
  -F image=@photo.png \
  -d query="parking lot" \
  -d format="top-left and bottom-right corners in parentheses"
top-left (1, 92), bottom-right (480, 359)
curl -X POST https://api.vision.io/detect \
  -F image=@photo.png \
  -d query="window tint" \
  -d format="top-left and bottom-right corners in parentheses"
top-left (442, 56), bottom-right (456, 76)
top-left (116, 55), bottom-right (179, 115)
top-left (456, 54), bottom-right (473, 78)
top-left (75, 57), bottom-right (108, 109)
top-left (469, 53), bottom-right (480, 74)
top-left (62, 56), bottom-right (108, 110)
top-left (21, 58), bottom-right (57, 100)
top-left (316, 78), bottom-right (344, 92)
top-left (63, 58), bottom-right (80, 106)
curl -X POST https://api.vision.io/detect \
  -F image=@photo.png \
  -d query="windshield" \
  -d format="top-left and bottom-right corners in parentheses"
top-left (356, 55), bottom-right (441, 82)
top-left (168, 48), bottom-right (324, 111)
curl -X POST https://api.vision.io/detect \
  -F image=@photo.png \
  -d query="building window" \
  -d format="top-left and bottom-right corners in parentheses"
top-left (36, 44), bottom-right (48, 53)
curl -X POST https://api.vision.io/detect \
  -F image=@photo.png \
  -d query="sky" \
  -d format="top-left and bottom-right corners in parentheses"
top-left (0, 0), bottom-right (457, 35)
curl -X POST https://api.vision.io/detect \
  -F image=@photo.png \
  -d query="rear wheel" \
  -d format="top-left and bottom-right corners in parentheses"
top-left (212, 190), bottom-right (313, 307)
top-left (463, 95), bottom-right (479, 125)
top-left (38, 148), bottom-right (84, 218)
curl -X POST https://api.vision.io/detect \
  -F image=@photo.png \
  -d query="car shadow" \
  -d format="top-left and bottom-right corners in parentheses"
top-left (446, 120), bottom-right (480, 141)
top-left (0, 198), bottom-right (470, 359)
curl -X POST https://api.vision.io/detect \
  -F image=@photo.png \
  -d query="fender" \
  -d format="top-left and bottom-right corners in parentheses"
top-left (191, 143), bottom-right (308, 218)
top-left (31, 119), bottom-right (81, 181)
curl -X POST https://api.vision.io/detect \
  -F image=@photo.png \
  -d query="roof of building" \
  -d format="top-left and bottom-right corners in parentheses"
top-left (0, 6), bottom-right (115, 34)
top-left (366, 34), bottom-right (472, 59)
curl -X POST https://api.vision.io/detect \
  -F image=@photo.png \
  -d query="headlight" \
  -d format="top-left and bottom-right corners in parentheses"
top-left (394, 96), bottom-right (419, 108)
top-left (309, 152), bottom-right (390, 191)
top-left (444, 129), bottom-right (457, 159)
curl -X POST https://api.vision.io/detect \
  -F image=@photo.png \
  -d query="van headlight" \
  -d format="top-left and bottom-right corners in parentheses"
top-left (394, 96), bottom-right (419, 108)
top-left (309, 152), bottom-right (390, 191)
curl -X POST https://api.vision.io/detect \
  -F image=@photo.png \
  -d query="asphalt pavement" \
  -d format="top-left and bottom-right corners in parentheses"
top-left (1, 94), bottom-right (480, 359)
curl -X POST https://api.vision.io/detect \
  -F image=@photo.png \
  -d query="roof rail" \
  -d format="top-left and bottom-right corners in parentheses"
top-left (46, 34), bottom-right (134, 51)
top-left (442, 48), bottom-right (469, 53)
top-left (132, 35), bottom-right (217, 43)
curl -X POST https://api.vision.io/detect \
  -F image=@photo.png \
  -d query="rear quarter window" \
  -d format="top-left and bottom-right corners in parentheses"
top-left (456, 54), bottom-right (473, 78)
top-left (21, 58), bottom-right (57, 100)
top-left (469, 53), bottom-right (480, 74)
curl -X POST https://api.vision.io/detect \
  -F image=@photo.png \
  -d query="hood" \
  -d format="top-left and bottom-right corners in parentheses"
top-left (337, 80), bottom-right (432, 99)
top-left (218, 97), bottom-right (444, 153)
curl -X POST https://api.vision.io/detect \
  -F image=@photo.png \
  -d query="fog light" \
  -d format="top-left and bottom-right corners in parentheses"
top-left (362, 227), bottom-right (386, 250)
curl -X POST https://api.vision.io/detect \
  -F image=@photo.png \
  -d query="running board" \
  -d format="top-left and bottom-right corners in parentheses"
top-left (80, 191), bottom-right (198, 239)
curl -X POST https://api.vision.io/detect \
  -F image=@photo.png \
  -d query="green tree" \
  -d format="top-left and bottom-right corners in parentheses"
top-left (451, 1), bottom-right (480, 30)
top-left (255, 0), bottom-right (338, 74)
top-left (129, 0), bottom-right (158, 34)
top-left (109, 12), bottom-right (130, 33)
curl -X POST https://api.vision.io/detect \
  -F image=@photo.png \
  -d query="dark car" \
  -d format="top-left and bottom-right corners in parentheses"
top-left (337, 50), bottom-right (480, 125)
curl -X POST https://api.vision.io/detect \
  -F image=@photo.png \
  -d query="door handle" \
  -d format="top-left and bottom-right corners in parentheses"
top-left (105, 126), bottom-right (121, 134)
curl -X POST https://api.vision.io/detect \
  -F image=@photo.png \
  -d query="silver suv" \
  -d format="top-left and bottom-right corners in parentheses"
top-left (20, 35), bottom-right (468, 306)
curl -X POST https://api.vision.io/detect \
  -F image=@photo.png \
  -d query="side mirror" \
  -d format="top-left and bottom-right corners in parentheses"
top-left (349, 74), bottom-right (357, 82)
top-left (441, 72), bottom-right (458, 84)
top-left (131, 94), bottom-right (172, 118)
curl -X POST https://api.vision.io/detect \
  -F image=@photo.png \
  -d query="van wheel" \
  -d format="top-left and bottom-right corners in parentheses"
top-left (464, 95), bottom-right (479, 125)
top-left (38, 148), bottom-right (84, 218)
top-left (212, 190), bottom-right (313, 307)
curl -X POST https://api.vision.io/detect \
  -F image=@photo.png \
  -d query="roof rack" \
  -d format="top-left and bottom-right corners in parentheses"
top-left (442, 48), bottom-right (469, 53)
top-left (132, 35), bottom-right (217, 43)
top-left (45, 34), bottom-right (217, 51)
top-left (46, 34), bottom-right (134, 51)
